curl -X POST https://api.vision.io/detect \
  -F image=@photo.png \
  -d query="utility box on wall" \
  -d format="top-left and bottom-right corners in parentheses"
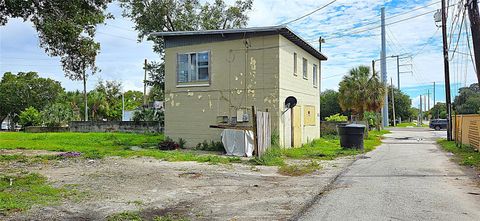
top-left (304, 105), bottom-right (316, 126)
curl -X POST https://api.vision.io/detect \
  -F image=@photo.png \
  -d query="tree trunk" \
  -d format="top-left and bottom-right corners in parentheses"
top-left (83, 72), bottom-right (88, 122)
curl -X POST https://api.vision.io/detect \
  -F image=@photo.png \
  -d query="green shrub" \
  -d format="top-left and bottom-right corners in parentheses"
top-left (19, 107), bottom-right (41, 127)
top-left (41, 103), bottom-right (74, 127)
top-left (325, 113), bottom-right (348, 122)
top-left (195, 140), bottom-right (224, 152)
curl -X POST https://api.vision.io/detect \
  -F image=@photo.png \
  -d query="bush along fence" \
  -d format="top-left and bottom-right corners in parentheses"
top-left (320, 121), bottom-right (348, 136)
top-left (69, 121), bottom-right (163, 133)
top-left (453, 114), bottom-right (480, 150)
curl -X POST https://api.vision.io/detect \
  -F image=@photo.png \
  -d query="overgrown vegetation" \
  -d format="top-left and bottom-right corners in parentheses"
top-left (325, 114), bottom-right (348, 122)
top-left (437, 139), bottom-right (480, 168)
top-left (251, 130), bottom-right (390, 168)
top-left (278, 161), bottom-right (321, 176)
top-left (0, 132), bottom-right (239, 164)
top-left (107, 211), bottom-right (187, 221)
top-left (194, 140), bottom-right (225, 152)
top-left (0, 172), bottom-right (78, 215)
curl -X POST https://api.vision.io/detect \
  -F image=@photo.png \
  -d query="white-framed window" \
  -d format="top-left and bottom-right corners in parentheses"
top-left (177, 51), bottom-right (210, 83)
top-left (313, 64), bottom-right (318, 87)
top-left (293, 52), bottom-right (298, 76)
top-left (303, 58), bottom-right (308, 79)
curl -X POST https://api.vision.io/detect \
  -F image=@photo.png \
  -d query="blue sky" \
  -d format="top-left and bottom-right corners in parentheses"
top-left (0, 0), bottom-right (477, 108)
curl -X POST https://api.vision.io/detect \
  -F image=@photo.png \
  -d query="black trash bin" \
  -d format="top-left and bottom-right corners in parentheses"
top-left (337, 124), bottom-right (366, 150)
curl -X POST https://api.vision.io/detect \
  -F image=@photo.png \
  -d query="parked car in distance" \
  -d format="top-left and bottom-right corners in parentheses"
top-left (429, 119), bottom-right (448, 130)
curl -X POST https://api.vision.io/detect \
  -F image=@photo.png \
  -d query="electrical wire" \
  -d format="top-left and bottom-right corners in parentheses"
top-left (281, 0), bottom-right (338, 25)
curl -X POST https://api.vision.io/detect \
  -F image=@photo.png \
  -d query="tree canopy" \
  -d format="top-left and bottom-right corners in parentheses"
top-left (320, 90), bottom-right (350, 120)
top-left (119, 0), bottom-right (253, 54)
top-left (338, 66), bottom-right (385, 120)
top-left (0, 72), bottom-right (63, 124)
top-left (387, 85), bottom-right (411, 122)
top-left (1, 0), bottom-right (112, 80)
top-left (454, 83), bottom-right (480, 114)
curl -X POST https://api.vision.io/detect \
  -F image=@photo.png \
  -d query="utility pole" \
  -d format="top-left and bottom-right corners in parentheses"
top-left (467, 0), bottom-right (480, 83)
top-left (372, 60), bottom-right (376, 75)
top-left (319, 36), bottom-right (324, 137)
top-left (424, 94), bottom-right (427, 114)
top-left (397, 56), bottom-right (400, 90)
top-left (381, 7), bottom-right (389, 128)
top-left (441, 0), bottom-right (453, 140)
top-left (419, 95), bottom-right (423, 126)
top-left (433, 82), bottom-right (437, 119)
top-left (391, 78), bottom-right (396, 127)
top-left (427, 89), bottom-right (431, 111)
top-left (144, 59), bottom-right (148, 108)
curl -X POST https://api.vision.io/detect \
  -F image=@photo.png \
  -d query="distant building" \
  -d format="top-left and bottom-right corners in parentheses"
top-left (152, 25), bottom-right (327, 147)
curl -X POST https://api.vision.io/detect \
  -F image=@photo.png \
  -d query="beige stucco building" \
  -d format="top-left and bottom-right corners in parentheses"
top-left (152, 26), bottom-right (327, 148)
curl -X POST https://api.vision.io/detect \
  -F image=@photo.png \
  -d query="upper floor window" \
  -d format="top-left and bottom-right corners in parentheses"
top-left (293, 52), bottom-right (298, 76)
top-left (177, 51), bottom-right (210, 83)
top-left (303, 58), bottom-right (308, 79)
top-left (313, 64), bottom-right (318, 87)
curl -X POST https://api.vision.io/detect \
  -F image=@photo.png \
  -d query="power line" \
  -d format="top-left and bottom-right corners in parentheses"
top-left (282, 0), bottom-right (338, 25)
top-left (96, 31), bottom-right (137, 41)
top-left (412, 27), bottom-right (441, 58)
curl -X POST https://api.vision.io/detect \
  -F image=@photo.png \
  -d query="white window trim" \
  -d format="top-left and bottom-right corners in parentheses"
top-left (176, 51), bottom-right (211, 85)
top-left (293, 52), bottom-right (298, 76)
top-left (313, 64), bottom-right (318, 88)
top-left (302, 58), bottom-right (308, 80)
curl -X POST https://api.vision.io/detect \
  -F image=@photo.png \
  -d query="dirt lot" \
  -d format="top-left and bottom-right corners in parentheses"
top-left (2, 151), bottom-right (356, 221)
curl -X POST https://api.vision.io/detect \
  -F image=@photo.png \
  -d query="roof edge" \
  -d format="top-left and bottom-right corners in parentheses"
top-left (150, 25), bottom-right (327, 61)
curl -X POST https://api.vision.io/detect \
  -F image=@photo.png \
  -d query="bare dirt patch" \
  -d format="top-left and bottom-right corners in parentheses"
top-left (0, 149), bottom-right (65, 156)
top-left (3, 155), bottom-right (355, 221)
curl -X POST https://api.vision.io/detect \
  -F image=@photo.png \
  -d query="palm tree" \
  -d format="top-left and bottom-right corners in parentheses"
top-left (338, 65), bottom-right (385, 123)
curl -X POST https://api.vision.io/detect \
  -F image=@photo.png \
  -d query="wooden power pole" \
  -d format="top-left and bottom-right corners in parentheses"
top-left (467, 0), bottom-right (480, 83)
top-left (391, 78), bottom-right (396, 127)
top-left (442, 0), bottom-right (453, 141)
top-left (144, 59), bottom-right (148, 107)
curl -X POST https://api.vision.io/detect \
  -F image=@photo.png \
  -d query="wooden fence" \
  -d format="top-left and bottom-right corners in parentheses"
top-left (255, 111), bottom-right (271, 157)
top-left (453, 114), bottom-right (480, 150)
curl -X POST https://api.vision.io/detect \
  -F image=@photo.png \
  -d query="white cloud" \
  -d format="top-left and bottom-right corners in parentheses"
top-left (0, 0), bottom-right (477, 99)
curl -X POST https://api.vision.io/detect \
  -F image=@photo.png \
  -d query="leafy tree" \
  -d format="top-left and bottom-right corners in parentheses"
top-left (19, 107), bottom-right (41, 127)
top-left (56, 91), bottom-right (83, 121)
top-left (320, 90), bottom-right (350, 120)
top-left (0, 72), bottom-right (63, 128)
top-left (1, 1), bottom-right (112, 121)
top-left (338, 66), bottom-right (386, 121)
top-left (119, 0), bottom-right (253, 102)
top-left (428, 102), bottom-right (447, 119)
top-left (41, 103), bottom-right (75, 127)
top-left (94, 80), bottom-right (123, 120)
top-left (124, 90), bottom-right (144, 110)
top-left (454, 83), bottom-right (480, 114)
top-left (408, 107), bottom-right (419, 121)
top-left (387, 85), bottom-right (411, 123)
top-left (145, 61), bottom-right (165, 102)
top-left (88, 90), bottom-right (107, 121)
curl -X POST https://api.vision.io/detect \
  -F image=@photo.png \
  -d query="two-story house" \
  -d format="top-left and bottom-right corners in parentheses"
top-left (152, 25), bottom-right (327, 148)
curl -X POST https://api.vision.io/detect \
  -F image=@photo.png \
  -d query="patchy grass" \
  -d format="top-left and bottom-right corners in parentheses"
top-left (0, 172), bottom-right (79, 215)
top-left (0, 132), bottom-right (241, 164)
top-left (437, 139), bottom-right (480, 168)
top-left (396, 122), bottom-right (428, 128)
top-left (278, 161), bottom-right (321, 176)
top-left (107, 211), bottom-right (187, 221)
top-left (251, 130), bottom-right (390, 168)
